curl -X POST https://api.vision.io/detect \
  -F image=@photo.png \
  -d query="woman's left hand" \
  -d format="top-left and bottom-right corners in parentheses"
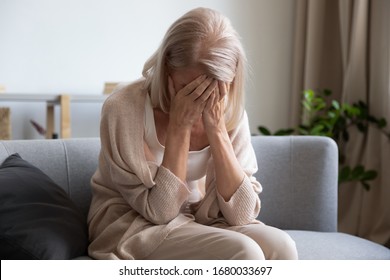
top-left (202, 81), bottom-right (228, 132)
top-left (202, 81), bottom-right (245, 202)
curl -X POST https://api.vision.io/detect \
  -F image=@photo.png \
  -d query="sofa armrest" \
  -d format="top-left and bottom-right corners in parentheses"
top-left (251, 136), bottom-right (338, 232)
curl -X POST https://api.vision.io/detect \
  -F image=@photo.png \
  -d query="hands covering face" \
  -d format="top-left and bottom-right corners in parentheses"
top-left (168, 74), bottom-right (229, 131)
top-left (202, 80), bottom-right (229, 130)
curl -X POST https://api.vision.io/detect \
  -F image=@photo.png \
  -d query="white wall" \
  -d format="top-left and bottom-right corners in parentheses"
top-left (0, 0), bottom-right (295, 139)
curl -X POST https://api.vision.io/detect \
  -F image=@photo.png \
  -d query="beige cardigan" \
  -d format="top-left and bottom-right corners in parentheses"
top-left (87, 79), bottom-right (262, 259)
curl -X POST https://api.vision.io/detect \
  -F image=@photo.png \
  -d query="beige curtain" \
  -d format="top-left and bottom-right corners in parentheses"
top-left (290, 0), bottom-right (390, 247)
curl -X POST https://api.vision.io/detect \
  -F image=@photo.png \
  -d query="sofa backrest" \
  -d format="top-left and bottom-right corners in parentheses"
top-left (0, 138), bottom-right (100, 218)
top-left (0, 135), bottom-right (338, 232)
top-left (251, 136), bottom-right (338, 232)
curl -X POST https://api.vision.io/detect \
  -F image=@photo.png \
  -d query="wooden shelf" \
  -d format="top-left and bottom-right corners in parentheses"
top-left (0, 94), bottom-right (60, 102)
top-left (0, 93), bottom-right (108, 139)
top-left (0, 93), bottom-right (107, 103)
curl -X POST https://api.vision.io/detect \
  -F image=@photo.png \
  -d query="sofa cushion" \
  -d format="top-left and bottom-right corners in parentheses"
top-left (287, 230), bottom-right (390, 260)
top-left (0, 153), bottom-right (88, 259)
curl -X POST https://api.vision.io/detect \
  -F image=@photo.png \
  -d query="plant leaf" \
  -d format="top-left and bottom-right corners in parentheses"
top-left (332, 100), bottom-right (340, 110)
top-left (361, 181), bottom-right (371, 191)
top-left (310, 124), bottom-right (325, 135)
top-left (258, 126), bottom-right (271, 135)
top-left (351, 165), bottom-right (364, 179)
top-left (339, 166), bottom-right (351, 183)
top-left (328, 111), bottom-right (336, 119)
top-left (304, 90), bottom-right (314, 101)
top-left (359, 170), bottom-right (377, 181)
top-left (378, 118), bottom-right (387, 128)
top-left (275, 129), bottom-right (295, 136)
top-left (323, 89), bottom-right (332, 96)
top-left (303, 100), bottom-right (312, 112)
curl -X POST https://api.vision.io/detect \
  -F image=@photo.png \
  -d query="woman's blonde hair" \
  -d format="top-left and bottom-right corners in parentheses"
top-left (142, 7), bottom-right (247, 131)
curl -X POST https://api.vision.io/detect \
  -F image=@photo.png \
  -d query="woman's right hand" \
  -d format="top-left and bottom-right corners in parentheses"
top-left (168, 75), bottom-right (217, 130)
top-left (162, 74), bottom-right (216, 182)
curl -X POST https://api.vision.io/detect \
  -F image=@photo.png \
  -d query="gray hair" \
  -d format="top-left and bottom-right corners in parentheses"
top-left (142, 7), bottom-right (247, 131)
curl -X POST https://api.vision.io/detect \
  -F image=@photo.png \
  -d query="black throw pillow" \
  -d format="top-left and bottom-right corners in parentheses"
top-left (0, 153), bottom-right (88, 259)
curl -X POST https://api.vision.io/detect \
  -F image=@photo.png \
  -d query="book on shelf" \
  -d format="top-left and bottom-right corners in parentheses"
top-left (103, 82), bottom-right (119, 95)
top-left (0, 107), bottom-right (11, 140)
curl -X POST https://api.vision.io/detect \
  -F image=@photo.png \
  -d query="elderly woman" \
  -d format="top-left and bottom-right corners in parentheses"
top-left (87, 7), bottom-right (298, 260)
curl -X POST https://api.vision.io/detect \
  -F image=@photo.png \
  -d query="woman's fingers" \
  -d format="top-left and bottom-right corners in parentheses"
top-left (219, 81), bottom-right (228, 101)
top-left (186, 78), bottom-right (214, 102)
top-left (178, 75), bottom-right (208, 96)
top-left (169, 74), bottom-right (229, 128)
top-left (175, 75), bottom-right (229, 104)
top-left (194, 80), bottom-right (218, 103)
top-left (204, 87), bottom-right (214, 112)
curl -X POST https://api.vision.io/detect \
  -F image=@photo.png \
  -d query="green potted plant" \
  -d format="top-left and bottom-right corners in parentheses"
top-left (259, 89), bottom-right (390, 190)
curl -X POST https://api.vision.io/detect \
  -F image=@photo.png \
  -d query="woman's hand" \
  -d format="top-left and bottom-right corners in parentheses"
top-left (162, 74), bottom-right (216, 182)
top-left (168, 75), bottom-right (217, 130)
top-left (202, 81), bottom-right (228, 132)
top-left (202, 81), bottom-right (245, 201)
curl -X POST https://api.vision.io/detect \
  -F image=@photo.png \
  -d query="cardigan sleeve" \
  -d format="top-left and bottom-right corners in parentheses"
top-left (96, 84), bottom-right (190, 225)
top-left (194, 111), bottom-right (262, 226)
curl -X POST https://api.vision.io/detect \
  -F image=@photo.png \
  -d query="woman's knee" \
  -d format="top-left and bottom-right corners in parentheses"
top-left (274, 231), bottom-right (298, 260)
top-left (229, 224), bottom-right (298, 260)
top-left (227, 234), bottom-right (265, 260)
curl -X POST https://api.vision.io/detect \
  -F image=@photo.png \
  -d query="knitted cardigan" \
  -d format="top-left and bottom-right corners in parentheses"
top-left (87, 79), bottom-right (262, 259)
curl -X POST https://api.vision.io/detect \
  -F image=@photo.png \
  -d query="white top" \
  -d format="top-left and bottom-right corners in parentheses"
top-left (144, 94), bottom-right (211, 212)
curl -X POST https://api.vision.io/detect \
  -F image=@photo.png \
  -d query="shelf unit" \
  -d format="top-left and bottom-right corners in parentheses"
top-left (0, 94), bottom-right (107, 139)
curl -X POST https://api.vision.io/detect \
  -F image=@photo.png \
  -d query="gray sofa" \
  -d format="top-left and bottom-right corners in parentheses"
top-left (0, 136), bottom-right (389, 260)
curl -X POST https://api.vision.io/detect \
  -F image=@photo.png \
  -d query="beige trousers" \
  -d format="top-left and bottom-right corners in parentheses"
top-left (145, 221), bottom-right (298, 260)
